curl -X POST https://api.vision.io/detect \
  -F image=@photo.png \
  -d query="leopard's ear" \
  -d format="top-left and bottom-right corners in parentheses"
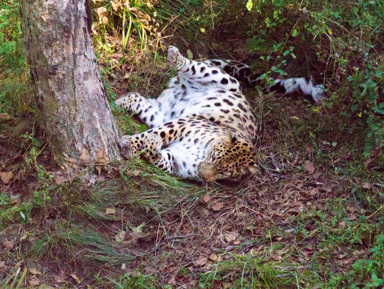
top-left (223, 132), bottom-right (237, 145)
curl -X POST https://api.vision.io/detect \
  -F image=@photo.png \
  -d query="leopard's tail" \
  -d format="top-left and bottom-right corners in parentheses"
top-left (205, 59), bottom-right (326, 103)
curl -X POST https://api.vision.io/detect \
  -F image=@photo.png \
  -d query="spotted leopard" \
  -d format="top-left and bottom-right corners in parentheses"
top-left (116, 46), bottom-right (325, 182)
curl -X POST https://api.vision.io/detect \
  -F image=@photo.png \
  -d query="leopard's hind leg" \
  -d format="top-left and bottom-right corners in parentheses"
top-left (167, 46), bottom-right (240, 92)
top-left (120, 118), bottom-right (193, 175)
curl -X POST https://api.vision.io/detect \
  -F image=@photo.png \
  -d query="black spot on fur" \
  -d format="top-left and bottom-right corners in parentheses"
top-left (220, 78), bottom-right (229, 85)
top-left (204, 73), bottom-right (210, 77)
top-left (238, 103), bottom-right (247, 112)
top-left (212, 70), bottom-right (218, 74)
top-left (150, 115), bottom-right (154, 122)
top-left (269, 82), bottom-right (286, 94)
top-left (214, 102), bottom-right (221, 107)
top-left (223, 99), bottom-right (234, 106)
top-left (160, 131), bottom-right (166, 138)
top-left (191, 65), bottom-right (196, 75)
top-left (221, 109), bottom-right (230, 114)
top-left (200, 66), bottom-right (206, 73)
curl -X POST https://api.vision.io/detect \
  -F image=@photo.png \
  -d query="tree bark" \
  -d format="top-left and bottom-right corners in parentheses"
top-left (19, 0), bottom-right (121, 171)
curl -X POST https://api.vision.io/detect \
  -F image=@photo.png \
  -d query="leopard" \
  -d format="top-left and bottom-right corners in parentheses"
top-left (116, 46), bottom-right (325, 182)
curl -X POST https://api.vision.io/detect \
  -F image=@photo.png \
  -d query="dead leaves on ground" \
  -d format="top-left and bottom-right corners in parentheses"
top-left (0, 171), bottom-right (13, 184)
top-left (303, 160), bottom-right (315, 174)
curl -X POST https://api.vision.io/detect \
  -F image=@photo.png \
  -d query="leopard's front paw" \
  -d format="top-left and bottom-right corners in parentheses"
top-left (115, 92), bottom-right (142, 110)
top-left (167, 46), bottom-right (185, 70)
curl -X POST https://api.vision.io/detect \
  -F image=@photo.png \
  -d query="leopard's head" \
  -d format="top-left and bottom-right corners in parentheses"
top-left (198, 133), bottom-right (257, 182)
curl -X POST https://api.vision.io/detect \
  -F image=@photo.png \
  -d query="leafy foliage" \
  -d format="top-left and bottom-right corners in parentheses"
top-left (242, 0), bottom-right (384, 156)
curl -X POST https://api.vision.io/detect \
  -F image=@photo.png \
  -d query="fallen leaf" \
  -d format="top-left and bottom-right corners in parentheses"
top-left (224, 232), bottom-right (237, 243)
top-left (168, 276), bottom-right (177, 286)
top-left (203, 195), bottom-right (211, 203)
top-left (105, 208), bottom-right (116, 215)
top-left (271, 255), bottom-right (282, 261)
top-left (70, 274), bottom-right (81, 284)
top-left (190, 280), bottom-right (198, 287)
top-left (303, 161), bottom-right (315, 174)
top-left (0, 261), bottom-right (5, 268)
top-left (121, 263), bottom-right (126, 270)
top-left (212, 202), bottom-right (224, 211)
top-left (95, 149), bottom-right (109, 175)
top-left (79, 147), bottom-right (89, 162)
top-left (29, 267), bottom-right (42, 275)
top-left (0, 113), bottom-right (10, 122)
top-left (209, 253), bottom-right (220, 262)
top-left (20, 234), bottom-right (28, 242)
top-left (96, 149), bottom-right (109, 165)
top-left (310, 188), bottom-right (318, 196)
top-left (194, 256), bottom-right (207, 266)
top-left (362, 183), bottom-right (371, 189)
top-left (0, 172), bottom-right (13, 184)
top-left (115, 231), bottom-right (126, 242)
top-left (29, 278), bottom-right (40, 287)
top-left (3, 240), bottom-right (14, 250)
top-left (56, 270), bottom-right (66, 283)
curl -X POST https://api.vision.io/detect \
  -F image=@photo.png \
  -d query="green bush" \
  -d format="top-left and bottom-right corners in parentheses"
top-left (243, 0), bottom-right (384, 156)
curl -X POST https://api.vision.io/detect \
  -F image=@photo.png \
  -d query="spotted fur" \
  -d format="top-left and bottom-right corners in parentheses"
top-left (116, 46), bottom-right (325, 182)
top-left (116, 46), bottom-right (258, 182)
top-left (204, 59), bottom-right (325, 103)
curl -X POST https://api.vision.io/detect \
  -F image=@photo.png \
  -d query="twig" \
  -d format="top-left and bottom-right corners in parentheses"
top-left (164, 234), bottom-right (200, 240)
top-left (367, 204), bottom-right (384, 219)
top-left (269, 152), bottom-right (280, 171)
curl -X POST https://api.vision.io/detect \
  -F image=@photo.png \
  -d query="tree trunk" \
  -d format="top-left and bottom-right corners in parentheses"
top-left (19, 0), bottom-right (121, 171)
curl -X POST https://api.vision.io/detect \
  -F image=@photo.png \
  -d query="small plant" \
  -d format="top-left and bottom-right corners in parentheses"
top-left (92, 0), bottom-right (159, 53)
top-left (326, 234), bottom-right (384, 288)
